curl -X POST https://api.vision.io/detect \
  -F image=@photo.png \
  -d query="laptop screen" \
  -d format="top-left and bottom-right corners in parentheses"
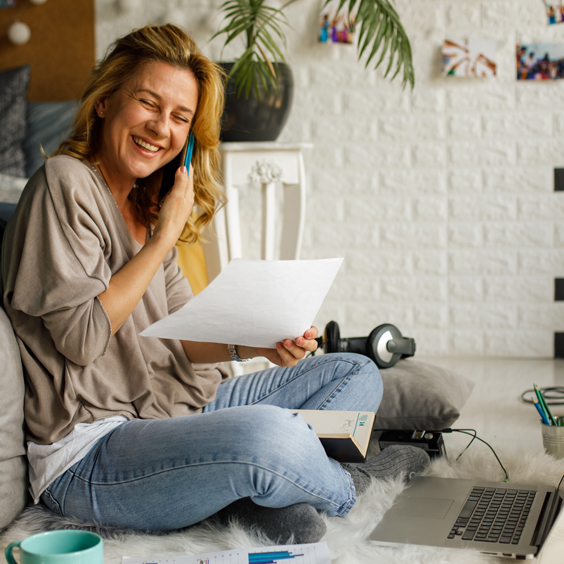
top-left (537, 494), bottom-right (564, 563)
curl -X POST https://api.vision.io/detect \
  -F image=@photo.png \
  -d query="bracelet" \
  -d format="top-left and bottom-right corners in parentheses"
top-left (228, 344), bottom-right (250, 362)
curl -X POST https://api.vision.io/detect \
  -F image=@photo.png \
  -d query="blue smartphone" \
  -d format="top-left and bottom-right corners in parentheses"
top-left (158, 131), bottom-right (195, 206)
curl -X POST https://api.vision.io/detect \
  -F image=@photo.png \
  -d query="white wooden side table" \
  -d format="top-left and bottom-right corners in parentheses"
top-left (202, 141), bottom-right (312, 282)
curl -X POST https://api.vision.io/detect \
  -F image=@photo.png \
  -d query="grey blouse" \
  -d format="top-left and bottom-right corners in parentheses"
top-left (1, 155), bottom-right (225, 445)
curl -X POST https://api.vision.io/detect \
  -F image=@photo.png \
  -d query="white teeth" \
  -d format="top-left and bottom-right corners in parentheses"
top-left (133, 136), bottom-right (159, 152)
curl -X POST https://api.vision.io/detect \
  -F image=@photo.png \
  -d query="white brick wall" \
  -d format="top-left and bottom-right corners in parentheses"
top-left (95, 0), bottom-right (564, 357)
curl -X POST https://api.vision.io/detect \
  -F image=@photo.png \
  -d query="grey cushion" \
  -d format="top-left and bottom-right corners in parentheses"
top-left (0, 65), bottom-right (31, 178)
top-left (374, 359), bottom-right (474, 430)
top-left (24, 101), bottom-right (78, 178)
top-left (0, 307), bottom-right (28, 532)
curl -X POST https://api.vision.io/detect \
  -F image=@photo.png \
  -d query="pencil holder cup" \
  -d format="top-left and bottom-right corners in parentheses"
top-left (541, 418), bottom-right (564, 460)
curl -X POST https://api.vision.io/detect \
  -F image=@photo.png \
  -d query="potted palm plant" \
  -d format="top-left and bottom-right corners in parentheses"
top-left (213, 0), bottom-right (414, 142)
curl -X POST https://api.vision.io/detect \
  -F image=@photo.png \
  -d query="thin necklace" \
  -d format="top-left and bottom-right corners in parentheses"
top-left (88, 163), bottom-right (138, 207)
top-left (88, 161), bottom-right (146, 243)
top-left (88, 162), bottom-right (121, 212)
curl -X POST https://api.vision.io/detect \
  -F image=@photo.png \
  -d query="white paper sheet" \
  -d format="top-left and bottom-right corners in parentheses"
top-left (140, 258), bottom-right (343, 348)
top-left (121, 542), bottom-right (331, 564)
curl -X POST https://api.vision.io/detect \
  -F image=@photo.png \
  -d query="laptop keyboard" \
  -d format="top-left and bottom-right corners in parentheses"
top-left (447, 487), bottom-right (536, 544)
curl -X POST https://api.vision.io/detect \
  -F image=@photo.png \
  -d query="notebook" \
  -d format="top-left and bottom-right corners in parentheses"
top-left (369, 475), bottom-right (564, 559)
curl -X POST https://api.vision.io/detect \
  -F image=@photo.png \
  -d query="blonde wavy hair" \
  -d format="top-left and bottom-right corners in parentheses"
top-left (54, 23), bottom-right (226, 245)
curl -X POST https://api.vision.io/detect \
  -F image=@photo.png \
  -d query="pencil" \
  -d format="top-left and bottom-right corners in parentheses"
top-left (534, 385), bottom-right (557, 426)
top-left (533, 397), bottom-right (551, 426)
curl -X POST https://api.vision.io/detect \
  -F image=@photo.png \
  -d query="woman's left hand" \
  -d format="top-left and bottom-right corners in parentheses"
top-left (254, 326), bottom-right (319, 368)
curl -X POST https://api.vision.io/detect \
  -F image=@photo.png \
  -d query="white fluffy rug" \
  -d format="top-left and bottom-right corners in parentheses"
top-left (2, 447), bottom-right (564, 564)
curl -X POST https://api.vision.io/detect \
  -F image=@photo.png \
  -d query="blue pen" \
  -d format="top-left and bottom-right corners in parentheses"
top-left (533, 397), bottom-right (551, 425)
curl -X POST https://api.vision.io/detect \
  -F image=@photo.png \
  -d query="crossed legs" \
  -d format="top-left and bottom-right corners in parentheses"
top-left (42, 353), bottom-right (382, 531)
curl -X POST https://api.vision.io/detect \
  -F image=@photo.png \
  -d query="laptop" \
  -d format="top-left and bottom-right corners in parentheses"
top-left (369, 475), bottom-right (564, 559)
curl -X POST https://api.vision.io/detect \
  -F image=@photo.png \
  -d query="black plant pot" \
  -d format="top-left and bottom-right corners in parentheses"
top-left (219, 62), bottom-right (294, 143)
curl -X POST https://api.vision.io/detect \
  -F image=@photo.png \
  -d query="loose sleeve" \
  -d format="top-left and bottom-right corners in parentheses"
top-left (163, 244), bottom-right (193, 315)
top-left (5, 159), bottom-right (113, 366)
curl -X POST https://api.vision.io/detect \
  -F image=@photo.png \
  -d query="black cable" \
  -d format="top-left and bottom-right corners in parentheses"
top-left (520, 386), bottom-right (564, 406)
top-left (455, 428), bottom-right (477, 462)
top-left (443, 432), bottom-right (564, 499)
top-left (443, 428), bottom-right (510, 482)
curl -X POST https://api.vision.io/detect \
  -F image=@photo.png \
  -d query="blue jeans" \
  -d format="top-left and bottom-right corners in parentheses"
top-left (41, 353), bottom-right (382, 531)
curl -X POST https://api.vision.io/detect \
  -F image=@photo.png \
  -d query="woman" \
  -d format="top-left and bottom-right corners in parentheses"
top-left (1, 24), bottom-right (428, 542)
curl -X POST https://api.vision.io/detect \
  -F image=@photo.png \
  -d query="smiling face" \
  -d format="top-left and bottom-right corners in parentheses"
top-left (94, 60), bottom-right (199, 190)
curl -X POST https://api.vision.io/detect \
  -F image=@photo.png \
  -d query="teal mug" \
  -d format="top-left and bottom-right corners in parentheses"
top-left (5, 530), bottom-right (103, 564)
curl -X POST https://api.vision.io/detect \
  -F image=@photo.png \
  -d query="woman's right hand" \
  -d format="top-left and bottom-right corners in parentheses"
top-left (151, 165), bottom-right (194, 250)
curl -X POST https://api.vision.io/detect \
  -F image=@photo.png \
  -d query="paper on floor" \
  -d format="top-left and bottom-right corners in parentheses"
top-left (121, 541), bottom-right (332, 563)
top-left (140, 258), bottom-right (343, 348)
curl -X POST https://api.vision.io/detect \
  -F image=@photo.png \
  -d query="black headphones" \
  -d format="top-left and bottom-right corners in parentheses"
top-left (315, 320), bottom-right (416, 369)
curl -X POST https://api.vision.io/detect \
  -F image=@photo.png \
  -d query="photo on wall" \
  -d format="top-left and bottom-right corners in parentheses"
top-left (318, 0), bottom-right (356, 44)
top-left (544, 2), bottom-right (564, 24)
top-left (517, 43), bottom-right (564, 80)
top-left (442, 39), bottom-right (497, 78)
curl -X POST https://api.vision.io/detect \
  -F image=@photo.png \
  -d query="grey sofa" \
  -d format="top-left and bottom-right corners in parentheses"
top-left (0, 92), bottom-right (77, 532)
top-left (0, 202), bottom-right (29, 532)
